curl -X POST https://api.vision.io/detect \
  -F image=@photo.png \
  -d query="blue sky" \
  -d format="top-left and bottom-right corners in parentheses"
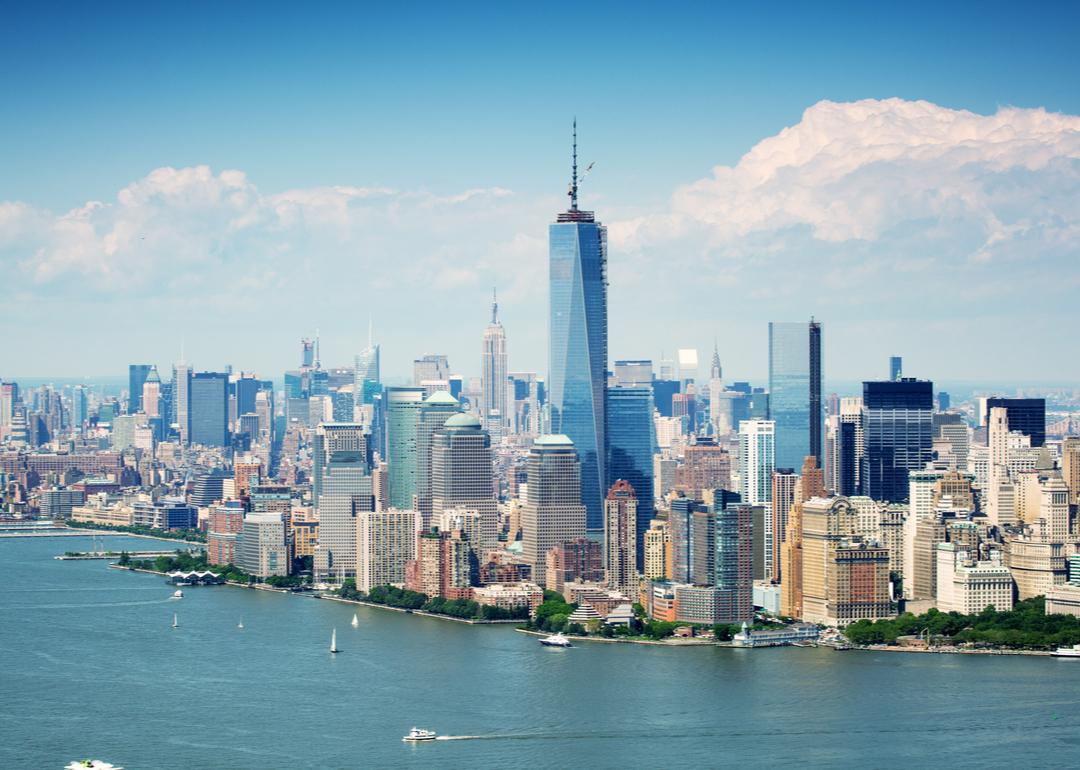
top-left (2, 2), bottom-right (1078, 383)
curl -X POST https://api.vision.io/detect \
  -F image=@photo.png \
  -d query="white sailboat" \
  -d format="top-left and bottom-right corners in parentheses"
top-left (330, 628), bottom-right (338, 653)
top-left (351, 613), bottom-right (359, 628)
top-left (238, 617), bottom-right (244, 629)
top-left (171, 613), bottom-right (179, 629)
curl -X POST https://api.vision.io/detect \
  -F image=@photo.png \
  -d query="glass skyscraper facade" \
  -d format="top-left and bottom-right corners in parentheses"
top-left (768, 321), bottom-right (822, 471)
top-left (861, 379), bottom-right (934, 503)
top-left (385, 386), bottom-right (426, 510)
top-left (549, 130), bottom-right (607, 531)
top-left (606, 386), bottom-right (656, 569)
top-left (128, 364), bottom-right (152, 414)
top-left (189, 372), bottom-right (229, 447)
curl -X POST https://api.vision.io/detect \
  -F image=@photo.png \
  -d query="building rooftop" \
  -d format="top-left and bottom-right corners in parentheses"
top-left (444, 413), bottom-right (480, 429)
top-left (534, 434), bottom-right (574, 447)
top-left (424, 391), bottom-right (459, 406)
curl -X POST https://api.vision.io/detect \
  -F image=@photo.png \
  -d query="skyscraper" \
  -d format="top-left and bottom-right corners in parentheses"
top-left (520, 435), bottom-right (587, 584)
top-left (603, 480), bottom-right (638, 595)
top-left (416, 392), bottom-right (463, 527)
top-left (128, 364), bottom-right (152, 414)
top-left (314, 448), bottom-right (373, 580)
top-left (173, 362), bottom-right (191, 445)
top-left (861, 379), bottom-right (934, 502)
top-left (739, 419), bottom-right (775, 576)
top-left (189, 372), bottom-right (229, 448)
top-left (385, 386), bottom-right (426, 510)
top-left (431, 413), bottom-right (499, 551)
top-left (549, 121), bottom-right (607, 532)
top-left (606, 385), bottom-right (655, 569)
top-left (313, 422), bottom-right (367, 507)
top-left (480, 290), bottom-right (509, 437)
top-left (354, 322), bottom-right (381, 408)
top-left (141, 366), bottom-right (161, 417)
top-left (768, 320), bottom-right (823, 471)
top-left (984, 397), bottom-right (1046, 448)
top-left (890, 356), bottom-right (903, 381)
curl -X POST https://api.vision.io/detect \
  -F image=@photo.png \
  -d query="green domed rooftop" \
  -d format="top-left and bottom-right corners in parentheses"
top-left (424, 391), bottom-right (460, 405)
top-left (444, 413), bottom-right (481, 429)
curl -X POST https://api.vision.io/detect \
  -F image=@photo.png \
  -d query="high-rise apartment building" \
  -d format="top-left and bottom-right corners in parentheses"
top-left (768, 320), bottom-right (822, 471)
top-left (861, 379), bottom-right (933, 503)
top-left (1063, 437), bottom-right (1080, 506)
top-left (431, 413), bottom-right (498, 550)
top-left (739, 419), bottom-right (775, 576)
top-left (603, 480), bottom-right (638, 595)
top-left (189, 372), bottom-right (229, 447)
top-left (548, 123), bottom-right (607, 532)
top-left (236, 512), bottom-right (289, 578)
top-left (480, 291), bottom-right (509, 436)
top-left (606, 385), bottom-right (655, 568)
top-left (173, 362), bottom-right (191, 445)
top-left (520, 435), bottom-right (587, 584)
top-left (386, 386), bottom-right (426, 510)
top-left (356, 509), bottom-right (418, 593)
top-left (675, 437), bottom-right (731, 499)
top-left (771, 468), bottom-right (798, 582)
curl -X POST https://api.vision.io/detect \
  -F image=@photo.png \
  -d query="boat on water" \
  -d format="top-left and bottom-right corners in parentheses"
top-left (65, 761), bottom-right (124, 770)
top-left (1053, 644), bottom-right (1080, 658)
top-left (540, 632), bottom-right (572, 648)
top-left (171, 613), bottom-right (179, 629)
top-left (351, 613), bottom-right (359, 628)
top-left (402, 727), bottom-right (437, 742)
top-left (238, 618), bottom-right (244, 629)
top-left (330, 628), bottom-right (338, 653)
top-left (172, 589), bottom-right (184, 599)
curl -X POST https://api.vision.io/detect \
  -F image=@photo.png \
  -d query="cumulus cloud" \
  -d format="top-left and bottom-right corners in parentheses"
top-left (612, 98), bottom-right (1080, 274)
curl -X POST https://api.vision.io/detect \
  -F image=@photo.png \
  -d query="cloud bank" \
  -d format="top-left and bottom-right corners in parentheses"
top-left (2, 98), bottom-right (1078, 379)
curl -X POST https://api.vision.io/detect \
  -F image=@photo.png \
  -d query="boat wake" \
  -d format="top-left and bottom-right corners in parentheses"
top-left (434, 735), bottom-right (483, 741)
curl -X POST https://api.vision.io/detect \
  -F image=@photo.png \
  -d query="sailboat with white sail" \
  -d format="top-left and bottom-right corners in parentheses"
top-left (330, 628), bottom-right (338, 653)
top-left (351, 613), bottom-right (359, 628)
top-left (171, 613), bottom-right (179, 629)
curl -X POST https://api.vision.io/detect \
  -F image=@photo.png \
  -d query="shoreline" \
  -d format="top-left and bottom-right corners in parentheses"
top-left (515, 627), bottom-right (716, 647)
top-left (316, 594), bottom-right (524, 624)
top-left (847, 643), bottom-right (1054, 657)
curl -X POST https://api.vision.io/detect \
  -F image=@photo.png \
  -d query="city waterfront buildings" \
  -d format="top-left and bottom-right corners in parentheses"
top-left (520, 435), bottom-right (588, 585)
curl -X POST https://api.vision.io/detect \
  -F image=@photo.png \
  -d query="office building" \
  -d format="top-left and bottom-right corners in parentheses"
top-left (545, 537), bottom-right (605, 594)
top-left (236, 512), bottom-right (289, 578)
top-left (430, 413), bottom-right (498, 550)
top-left (889, 356), bottom-right (902, 382)
top-left (861, 379), bottom-right (933, 502)
top-left (548, 123), bottom-right (607, 531)
top-left (603, 480), bottom-right (638, 594)
top-left (520, 435), bottom-right (588, 584)
top-left (1063, 437), bottom-right (1080, 506)
top-left (313, 423), bottom-right (366, 507)
top-left (128, 364), bottom-right (152, 414)
top-left (356, 509), bottom-right (418, 593)
top-left (416, 392), bottom-right (463, 527)
top-left (207, 501), bottom-right (245, 566)
top-left (768, 320), bottom-right (823, 471)
top-left (413, 354), bottom-right (450, 386)
top-left (189, 372), bottom-right (229, 448)
top-left (613, 360), bottom-right (652, 387)
top-left (606, 385), bottom-right (655, 568)
top-left (984, 397), bottom-right (1046, 447)
top-left (386, 386), bottom-right (426, 510)
top-left (480, 291), bottom-right (509, 436)
top-left (313, 449), bottom-right (373, 580)
top-left (936, 543), bottom-right (1013, 614)
top-left (713, 495), bottom-right (754, 624)
top-left (675, 437), bottom-right (731, 499)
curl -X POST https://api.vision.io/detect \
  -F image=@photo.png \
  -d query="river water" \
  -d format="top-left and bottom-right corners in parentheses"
top-left (2, 535), bottom-right (1079, 769)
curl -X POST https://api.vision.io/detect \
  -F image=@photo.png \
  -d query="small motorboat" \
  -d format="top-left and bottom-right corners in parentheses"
top-left (172, 589), bottom-right (184, 599)
top-left (402, 727), bottom-right (437, 742)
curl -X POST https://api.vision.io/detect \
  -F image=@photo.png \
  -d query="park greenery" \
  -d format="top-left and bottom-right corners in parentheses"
top-left (67, 520), bottom-right (207, 542)
top-left (843, 597), bottom-right (1080, 649)
top-left (336, 580), bottom-right (529, 621)
top-left (120, 549), bottom-right (274, 585)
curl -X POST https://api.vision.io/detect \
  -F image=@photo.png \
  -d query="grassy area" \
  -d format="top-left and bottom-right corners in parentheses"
top-left (337, 581), bottom-right (529, 621)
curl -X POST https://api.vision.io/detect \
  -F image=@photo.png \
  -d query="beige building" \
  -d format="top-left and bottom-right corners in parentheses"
top-left (71, 498), bottom-right (134, 527)
top-left (355, 508), bottom-right (418, 593)
top-left (471, 582), bottom-right (544, 614)
top-left (520, 436), bottom-right (587, 585)
top-left (801, 496), bottom-right (894, 627)
top-left (1046, 583), bottom-right (1080, 617)
top-left (1062, 437), bottom-right (1080, 506)
top-left (1005, 536), bottom-right (1072, 600)
top-left (643, 519), bottom-right (670, 581)
top-left (935, 542), bottom-right (1013, 614)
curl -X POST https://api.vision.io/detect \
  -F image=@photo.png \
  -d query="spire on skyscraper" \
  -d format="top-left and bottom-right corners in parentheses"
top-left (491, 287), bottom-right (499, 324)
top-left (569, 118), bottom-right (578, 212)
top-left (711, 338), bottom-right (722, 380)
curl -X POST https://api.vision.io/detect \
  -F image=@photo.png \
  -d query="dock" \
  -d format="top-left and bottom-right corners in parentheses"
top-left (55, 550), bottom-right (197, 561)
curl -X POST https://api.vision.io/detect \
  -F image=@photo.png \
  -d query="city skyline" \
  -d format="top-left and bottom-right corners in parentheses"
top-left (2, 5), bottom-right (1079, 380)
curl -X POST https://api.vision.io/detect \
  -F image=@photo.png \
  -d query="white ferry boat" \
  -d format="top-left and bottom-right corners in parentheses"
top-left (1053, 643), bottom-right (1080, 658)
top-left (402, 727), bottom-right (437, 742)
top-left (65, 761), bottom-right (124, 769)
top-left (540, 632), bottom-right (572, 648)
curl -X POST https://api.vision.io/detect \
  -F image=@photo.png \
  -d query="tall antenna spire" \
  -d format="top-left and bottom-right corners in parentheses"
top-left (570, 118), bottom-right (578, 212)
top-left (491, 287), bottom-right (499, 324)
top-left (315, 329), bottom-right (321, 369)
top-left (367, 315), bottom-right (373, 348)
